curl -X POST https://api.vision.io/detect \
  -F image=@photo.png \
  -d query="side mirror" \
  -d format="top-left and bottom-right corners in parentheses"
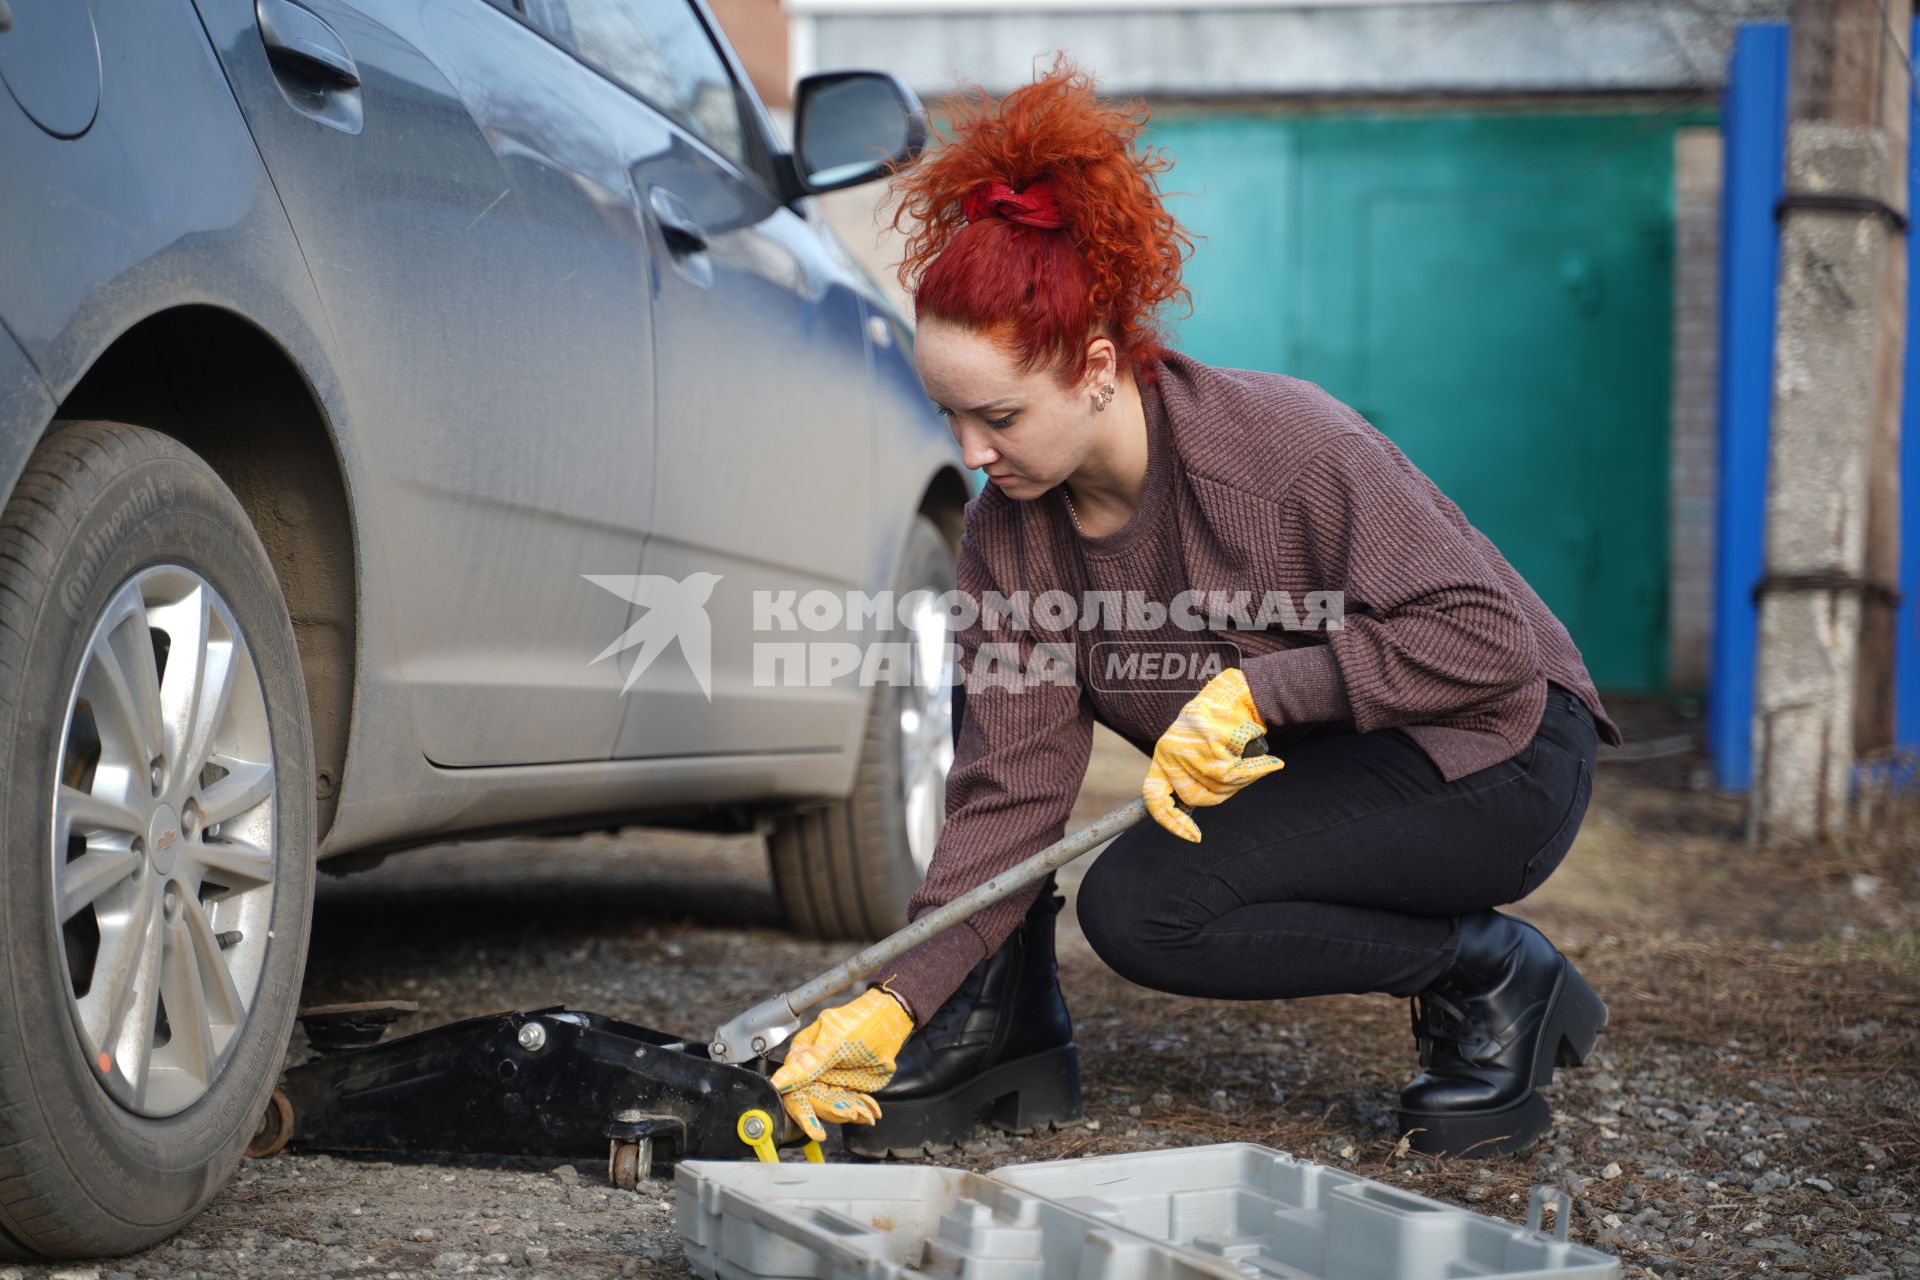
top-left (790, 71), bottom-right (926, 195)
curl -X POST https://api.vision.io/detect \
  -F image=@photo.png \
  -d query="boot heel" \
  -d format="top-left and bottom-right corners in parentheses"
top-left (1538, 963), bottom-right (1608, 1083)
top-left (990, 1044), bottom-right (1083, 1135)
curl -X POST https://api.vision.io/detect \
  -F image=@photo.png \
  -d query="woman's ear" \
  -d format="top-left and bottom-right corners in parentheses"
top-left (1081, 334), bottom-right (1119, 392)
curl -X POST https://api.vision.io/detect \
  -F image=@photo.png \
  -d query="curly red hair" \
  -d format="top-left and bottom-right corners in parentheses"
top-left (885, 56), bottom-right (1192, 389)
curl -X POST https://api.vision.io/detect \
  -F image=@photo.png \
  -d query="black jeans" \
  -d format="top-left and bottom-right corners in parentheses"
top-left (1075, 684), bottom-right (1597, 1001)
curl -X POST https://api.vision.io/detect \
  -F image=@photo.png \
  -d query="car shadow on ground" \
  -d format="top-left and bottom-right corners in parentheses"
top-left (311, 827), bottom-right (787, 936)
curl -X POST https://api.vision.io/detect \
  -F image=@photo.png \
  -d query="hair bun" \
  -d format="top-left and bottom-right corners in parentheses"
top-left (886, 55), bottom-right (1191, 388)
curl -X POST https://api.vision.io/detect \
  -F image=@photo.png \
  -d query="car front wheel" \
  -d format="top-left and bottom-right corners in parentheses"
top-left (770, 514), bottom-right (955, 940)
top-left (0, 422), bottom-right (315, 1258)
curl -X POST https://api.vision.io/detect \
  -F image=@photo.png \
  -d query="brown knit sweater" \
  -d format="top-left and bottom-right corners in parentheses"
top-left (877, 351), bottom-right (1621, 1022)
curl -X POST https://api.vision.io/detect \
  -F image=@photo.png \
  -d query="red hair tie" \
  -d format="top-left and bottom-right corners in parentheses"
top-left (961, 179), bottom-right (1065, 230)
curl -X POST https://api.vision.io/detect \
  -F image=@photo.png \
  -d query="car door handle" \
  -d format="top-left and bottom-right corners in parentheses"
top-left (648, 187), bottom-right (708, 256)
top-left (257, 0), bottom-right (361, 89)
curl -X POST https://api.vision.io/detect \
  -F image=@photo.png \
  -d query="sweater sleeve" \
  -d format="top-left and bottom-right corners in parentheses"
top-left (1241, 431), bottom-right (1539, 735)
top-left (869, 527), bottom-right (1095, 1023)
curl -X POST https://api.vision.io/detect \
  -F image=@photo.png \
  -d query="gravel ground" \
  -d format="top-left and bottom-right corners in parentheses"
top-left (5, 700), bottom-right (1915, 1279)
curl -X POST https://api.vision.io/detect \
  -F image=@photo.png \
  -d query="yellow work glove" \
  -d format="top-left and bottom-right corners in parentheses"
top-left (1143, 667), bottom-right (1285, 843)
top-left (769, 987), bottom-right (914, 1143)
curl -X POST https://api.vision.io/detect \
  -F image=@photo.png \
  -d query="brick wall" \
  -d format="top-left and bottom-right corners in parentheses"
top-left (706, 0), bottom-right (789, 108)
top-left (1668, 126), bottom-right (1723, 693)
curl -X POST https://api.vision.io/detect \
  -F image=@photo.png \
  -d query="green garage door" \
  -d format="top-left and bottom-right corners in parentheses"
top-left (1154, 111), bottom-right (1688, 692)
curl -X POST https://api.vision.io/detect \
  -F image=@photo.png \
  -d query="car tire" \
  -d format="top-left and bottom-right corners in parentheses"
top-left (0, 422), bottom-right (315, 1259)
top-left (770, 515), bottom-right (956, 940)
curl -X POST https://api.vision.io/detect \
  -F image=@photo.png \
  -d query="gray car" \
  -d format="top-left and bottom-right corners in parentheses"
top-left (0, 0), bottom-right (966, 1257)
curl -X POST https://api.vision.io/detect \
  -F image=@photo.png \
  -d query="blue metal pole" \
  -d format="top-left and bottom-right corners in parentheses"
top-left (1897, 21), bottom-right (1920, 752)
top-left (1709, 24), bottom-right (1788, 792)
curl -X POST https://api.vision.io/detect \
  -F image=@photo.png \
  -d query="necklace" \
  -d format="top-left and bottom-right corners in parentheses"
top-left (1061, 485), bottom-right (1086, 534)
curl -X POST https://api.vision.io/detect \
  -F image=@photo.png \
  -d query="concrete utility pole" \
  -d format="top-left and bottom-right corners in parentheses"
top-left (1751, 0), bottom-right (1911, 844)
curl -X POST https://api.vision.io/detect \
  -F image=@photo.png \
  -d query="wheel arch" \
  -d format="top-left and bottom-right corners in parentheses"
top-left (54, 305), bottom-right (357, 841)
top-left (916, 464), bottom-right (970, 558)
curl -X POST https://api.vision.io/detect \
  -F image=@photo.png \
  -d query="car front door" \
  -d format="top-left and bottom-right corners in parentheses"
top-left (543, 0), bottom-right (877, 760)
top-left (190, 0), bottom-right (658, 766)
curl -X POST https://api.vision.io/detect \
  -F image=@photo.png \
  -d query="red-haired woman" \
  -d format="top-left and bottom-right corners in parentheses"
top-left (770, 61), bottom-right (1621, 1162)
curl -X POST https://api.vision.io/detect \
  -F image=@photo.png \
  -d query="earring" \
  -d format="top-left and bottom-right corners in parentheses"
top-left (1095, 382), bottom-right (1116, 412)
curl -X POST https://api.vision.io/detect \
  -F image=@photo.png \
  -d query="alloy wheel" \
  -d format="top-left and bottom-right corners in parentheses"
top-left (51, 566), bottom-right (278, 1117)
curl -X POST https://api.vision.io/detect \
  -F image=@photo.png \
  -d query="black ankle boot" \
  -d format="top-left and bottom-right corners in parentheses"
top-left (1395, 909), bottom-right (1608, 1158)
top-left (845, 891), bottom-right (1082, 1158)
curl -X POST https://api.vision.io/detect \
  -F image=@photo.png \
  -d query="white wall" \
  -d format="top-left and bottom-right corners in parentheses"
top-left (785, 0), bottom-right (1790, 97)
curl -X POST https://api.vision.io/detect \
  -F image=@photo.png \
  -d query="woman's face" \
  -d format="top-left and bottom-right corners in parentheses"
top-left (915, 317), bottom-right (1105, 500)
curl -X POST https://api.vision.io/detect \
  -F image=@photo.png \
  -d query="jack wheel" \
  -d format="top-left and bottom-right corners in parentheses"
top-left (246, 1088), bottom-right (294, 1159)
top-left (608, 1137), bottom-right (652, 1189)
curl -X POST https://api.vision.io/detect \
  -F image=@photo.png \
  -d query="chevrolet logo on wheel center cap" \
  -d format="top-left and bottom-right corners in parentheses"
top-left (147, 803), bottom-right (180, 874)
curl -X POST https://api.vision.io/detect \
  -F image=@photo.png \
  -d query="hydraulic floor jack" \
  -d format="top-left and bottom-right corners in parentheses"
top-left (247, 797), bottom-right (1169, 1185)
top-left (248, 999), bottom-right (798, 1187)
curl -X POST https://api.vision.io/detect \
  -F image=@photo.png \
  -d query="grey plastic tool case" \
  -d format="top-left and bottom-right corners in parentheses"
top-left (676, 1142), bottom-right (1620, 1279)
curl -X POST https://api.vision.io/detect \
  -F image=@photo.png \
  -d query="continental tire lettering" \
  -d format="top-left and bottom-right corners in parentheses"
top-left (62, 476), bottom-right (173, 621)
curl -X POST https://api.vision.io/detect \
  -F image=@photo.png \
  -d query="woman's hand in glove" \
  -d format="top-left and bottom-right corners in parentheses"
top-left (768, 987), bottom-right (914, 1143)
top-left (1143, 667), bottom-right (1285, 843)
